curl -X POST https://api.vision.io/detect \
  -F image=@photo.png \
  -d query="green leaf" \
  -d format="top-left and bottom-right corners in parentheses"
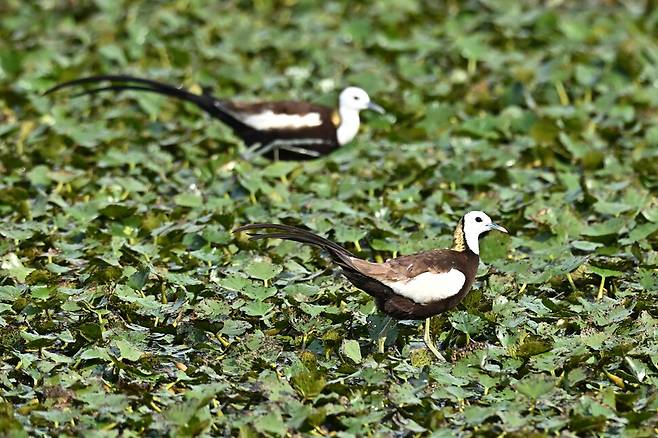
top-left (291, 367), bottom-right (326, 399)
top-left (253, 411), bottom-right (287, 435)
top-left (0, 402), bottom-right (27, 436)
top-left (127, 267), bottom-right (150, 290)
top-left (0, 253), bottom-right (35, 283)
top-left (217, 275), bottom-right (250, 291)
top-left (581, 218), bottom-right (626, 237)
top-left (78, 347), bottom-right (112, 362)
top-left (587, 265), bottom-right (623, 278)
top-left (390, 383), bottom-right (422, 406)
top-left (340, 339), bottom-right (362, 364)
top-left (241, 284), bottom-right (277, 301)
top-left (516, 376), bottom-right (555, 400)
top-left (333, 225), bottom-right (367, 243)
top-left (114, 340), bottom-right (144, 361)
top-left (220, 320), bottom-right (252, 337)
top-left (42, 349), bottom-right (74, 364)
top-left (174, 192), bottom-right (203, 208)
top-left (241, 301), bottom-right (273, 317)
top-left (244, 261), bottom-right (282, 281)
top-left (261, 161), bottom-right (298, 178)
top-left (449, 311), bottom-right (486, 335)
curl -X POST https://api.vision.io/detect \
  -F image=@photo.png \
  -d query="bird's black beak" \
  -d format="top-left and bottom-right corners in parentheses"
top-left (488, 222), bottom-right (508, 233)
top-left (367, 101), bottom-right (385, 114)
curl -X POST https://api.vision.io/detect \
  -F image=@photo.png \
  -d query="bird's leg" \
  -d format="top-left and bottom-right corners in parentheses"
top-left (242, 140), bottom-right (283, 161)
top-left (241, 141), bottom-right (273, 160)
top-left (242, 140), bottom-right (285, 161)
top-left (377, 316), bottom-right (393, 353)
top-left (424, 317), bottom-right (446, 362)
top-left (243, 139), bottom-right (325, 160)
top-left (276, 143), bottom-right (322, 158)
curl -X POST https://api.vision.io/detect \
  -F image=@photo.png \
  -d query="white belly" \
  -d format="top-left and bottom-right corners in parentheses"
top-left (382, 269), bottom-right (466, 304)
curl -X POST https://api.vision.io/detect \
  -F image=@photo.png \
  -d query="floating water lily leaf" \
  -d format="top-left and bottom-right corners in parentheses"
top-left (242, 301), bottom-right (273, 317)
top-left (163, 271), bottom-right (202, 286)
top-left (390, 383), bottom-right (422, 406)
top-left (449, 311), bottom-right (486, 336)
top-left (0, 285), bottom-right (23, 301)
top-left (593, 201), bottom-right (633, 216)
top-left (1, 253), bottom-right (35, 283)
top-left (340, 339), bottom-right (362, 364)
top-left (197, 299), bottom-right (230, 319)
top-left (100, 204), bottom-right (136, 219)
top-left (587, 265), bottom-right (623, 278)
top-left (127, 267), bottom-right (150, 290)
top-left (220, 319), bottom-right (252, 337)
top-left (217, 275), bottom-right (250, 291)
top-left (624, 357), bottom-right (648, 383)
top-left (516, 376), bottom-right (555, 400)
top-left (291, 365), bottom-right (326, 400)
top-left (174, 193), bottom-right (203, 208)
top-left (261, 161), bottom-right (298, 178)
top-left (283, 283), bottom-right (320, 301)
top-left (253, 411), bottom-right (287, 436)
top-left (42, 349), bottom-right (74, 364)
top-left (581, 219), bottom-right (626, 237)
top-left (418, 102), bottom-right (455, 135)
top-left (114, 339), bottom-right (144, 362)
top-left (244, 261), bottom-right (282, 281)
top-left (463, 405), bottom-right (497, 425)
top-left (642, 207), bottom-right (658, 223)
top-left (571, 240), bottom-right (603, 251)
top-left (620, 222), bottom-right (658, 245)
top-left (241, 284), bottom-right (277, 301)
top-left (333, 225), bottom-right (367, 244)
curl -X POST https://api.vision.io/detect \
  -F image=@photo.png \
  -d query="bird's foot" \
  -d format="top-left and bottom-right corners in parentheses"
top-left (424, 317), bottom-right (447, 362)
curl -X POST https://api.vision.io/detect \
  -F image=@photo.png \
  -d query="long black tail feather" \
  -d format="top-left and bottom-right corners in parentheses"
top-left (44, 74), bottom-right (252, 133)
top-left (234, 223), bottom-right (394, 303)
top-left (68, 84), bottom-right (167, 98)
top-left (44, 75), bottom-right (179, 95)
top-left (233, 223), bottom-right (357, 270)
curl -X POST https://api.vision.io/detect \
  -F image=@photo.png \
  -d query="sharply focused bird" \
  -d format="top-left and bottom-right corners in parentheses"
top-left (44, 75), bottom-right (385, 161)
top-left (234, 211), bottom-right (508, 361)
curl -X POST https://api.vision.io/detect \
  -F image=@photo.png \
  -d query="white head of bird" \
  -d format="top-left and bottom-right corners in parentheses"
top-left (336, 86), bottom-right (384, 145)
top-left (462, 210), bottom-right (508, 255)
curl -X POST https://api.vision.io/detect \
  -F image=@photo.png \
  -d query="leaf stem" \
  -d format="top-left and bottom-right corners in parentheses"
top-left (555, 81), bottom-right (570, 105)
top-left (597, 276), bottom-right (606, 300)
top-left (518, 283), bottom-right (527, 295)
top-left (567, 272), bottom-right (577, 292)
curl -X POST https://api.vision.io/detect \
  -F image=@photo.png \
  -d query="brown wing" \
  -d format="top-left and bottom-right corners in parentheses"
top-left (349, 249), bottom-right (463, 283)
top-left (220, 100), bottom-right (338, 155)
top-left (352, 249), bottom-right (480, 319)
top-left (382, 295), bottom-right (423, 317)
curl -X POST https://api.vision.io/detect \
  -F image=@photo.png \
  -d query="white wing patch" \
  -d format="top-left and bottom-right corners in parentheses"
top-left (241, 111), bottom-right (322, 130)
top-left (382, 269), bottom-right (466, 304)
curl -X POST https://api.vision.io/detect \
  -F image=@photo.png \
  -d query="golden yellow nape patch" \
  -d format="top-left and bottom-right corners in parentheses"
top-left (331, 110), bottom-right (341, 127)
top-left (451, 219), bottom-right (466, 251)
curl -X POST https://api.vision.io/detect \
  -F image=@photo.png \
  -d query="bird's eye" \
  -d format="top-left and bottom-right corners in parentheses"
top-left (475, 217), bottom-right (483, 223)
top-left (353, 95), bottom-right (359, 100)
